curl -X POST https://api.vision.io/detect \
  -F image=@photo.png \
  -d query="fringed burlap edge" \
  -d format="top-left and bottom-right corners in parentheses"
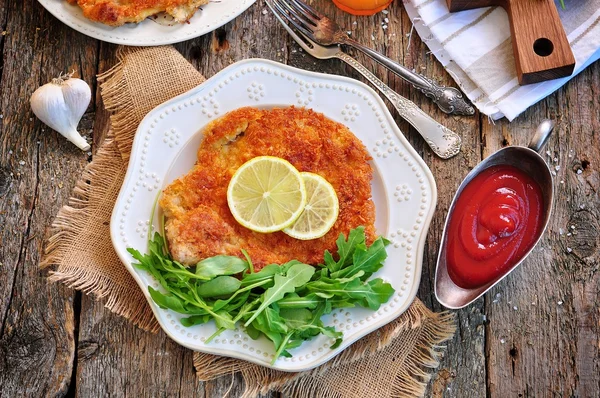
top-left (41, 135), bottom-right (160, 333)
top-left (193, 299), bottom-right (455, 398)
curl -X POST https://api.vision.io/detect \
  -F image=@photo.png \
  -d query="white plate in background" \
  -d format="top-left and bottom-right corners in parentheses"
top-left (38, 0), bottom-right (255, 45)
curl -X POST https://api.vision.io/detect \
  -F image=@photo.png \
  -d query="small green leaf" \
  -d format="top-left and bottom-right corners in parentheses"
top-left (212, 290), bottom-right (251, 312)
top-left (279, 308), bottom-right (313, 329)
top-left (331, 236), bottom-right (387, 280)
top-left (233, 297), bottom-right (261, 323)
top-left (272, 332), bottom-right (294, 365)
top-left (214, 310), bottom-right (235, 330)
top-left (331, 227), bottom-right (366, 272)
top-left (148, 286), bottom-right (186, 313)
top-left (181, 314), bottom-right (211, 327)
top-left (256, 307), bottom-right (288, 334)
top-left (244, 263), bottom-right (315, 326)
top-left (323, 250), bottom-right (336, 270)
top-left (245, 323), bottom-right (262, 340)
top-left (240, 263), bottom-right (280, 287)
top-left (359, 279), bottom-right (395, 310)
top-left (195, 256), bottom-right (248, 279)
top-left (197, 276), bottom-right (241, 298)
top-left (277, 293), bottom-right (321, 309)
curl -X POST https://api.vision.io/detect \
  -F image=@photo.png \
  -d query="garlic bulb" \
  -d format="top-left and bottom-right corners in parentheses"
top-left (30, 73), bottom-right (91, 151)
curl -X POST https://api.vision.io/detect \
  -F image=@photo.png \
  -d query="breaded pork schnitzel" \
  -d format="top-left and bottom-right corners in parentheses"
top-left (160, 107), bottom-right (376, 270)
top-left (66, 0), bottom-right (208, 26)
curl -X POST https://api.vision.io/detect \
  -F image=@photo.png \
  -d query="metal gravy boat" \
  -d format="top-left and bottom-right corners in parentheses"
top-left (435, 120), bottom-right (555, 309)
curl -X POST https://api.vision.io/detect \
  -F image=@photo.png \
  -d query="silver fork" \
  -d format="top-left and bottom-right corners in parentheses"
top-left (267, 0), bottom-right (461, 159)
top-left (273, 0), bottom-right (475, 116)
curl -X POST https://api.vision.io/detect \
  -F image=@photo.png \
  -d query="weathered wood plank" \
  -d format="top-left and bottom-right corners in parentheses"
top-left (0, 0), bottom-right (97, 395)
top-left (75, 298), bottom-right (207, 397)
top-left (482, 60), bottom-right (600, 398)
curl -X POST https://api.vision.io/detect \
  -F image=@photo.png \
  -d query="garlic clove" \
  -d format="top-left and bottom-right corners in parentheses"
top-left (61, 78), bottom-right (91, 126)
top-left (31, 84), bottom-right (71, 133)
top-left (30, 74), bottom-right (91, 151)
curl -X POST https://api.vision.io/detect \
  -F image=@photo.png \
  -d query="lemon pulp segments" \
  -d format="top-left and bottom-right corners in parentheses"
top-left (227, 156), bottom-right (307, 233)
top-left (283, 172), bottom-right (339, 240)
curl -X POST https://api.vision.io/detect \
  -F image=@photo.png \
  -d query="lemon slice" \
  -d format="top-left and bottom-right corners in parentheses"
top-left (283, 172), bottom-right (339, 240)
top-left (227, 156), bottom-right (307, 233)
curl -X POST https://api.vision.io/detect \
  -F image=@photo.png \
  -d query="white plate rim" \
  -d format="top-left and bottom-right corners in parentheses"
top-left (110, 58), bottom-right (438, 372)
top-left (37, 0), bottom-right (256, 46)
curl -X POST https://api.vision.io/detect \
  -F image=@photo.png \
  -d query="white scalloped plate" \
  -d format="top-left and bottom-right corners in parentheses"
top-left (37, 0), bottom-right (255, 46)
top-left (110, 59), bottom-right (437, 372)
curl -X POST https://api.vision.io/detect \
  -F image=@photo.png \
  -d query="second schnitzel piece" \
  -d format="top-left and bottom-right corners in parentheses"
top-left (160, 107), bottom-right (376, 270)
top-left (67, 0), bottom-right (209, 26)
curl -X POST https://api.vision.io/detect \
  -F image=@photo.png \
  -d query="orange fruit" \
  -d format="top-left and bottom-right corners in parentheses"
top-left (332, 0), bottom-right (393, 16)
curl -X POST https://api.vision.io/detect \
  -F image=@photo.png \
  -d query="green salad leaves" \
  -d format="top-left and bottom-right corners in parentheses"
top-left (128, 226), bottom-right (394, 363)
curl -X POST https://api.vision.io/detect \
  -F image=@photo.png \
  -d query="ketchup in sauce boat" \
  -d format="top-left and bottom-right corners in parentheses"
top-left (446, 165), bottom-right (544, 289)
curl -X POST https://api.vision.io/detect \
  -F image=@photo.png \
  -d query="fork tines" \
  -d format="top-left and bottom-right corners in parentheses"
top-left (269, 0), bottom-right (321, 42)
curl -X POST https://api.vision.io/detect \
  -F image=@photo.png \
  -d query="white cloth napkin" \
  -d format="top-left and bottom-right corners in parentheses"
top-left (403, 0), bottom-right (600, 121)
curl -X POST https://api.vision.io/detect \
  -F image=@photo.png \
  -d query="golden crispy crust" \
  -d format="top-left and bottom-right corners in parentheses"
top-left (160, 107), bottom-right (376, 270)
top-left (67, 0), bottom-right (208, 26)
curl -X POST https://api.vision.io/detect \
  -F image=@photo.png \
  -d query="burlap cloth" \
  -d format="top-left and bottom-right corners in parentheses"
top-left (41, 46), bottom-right (455, 398)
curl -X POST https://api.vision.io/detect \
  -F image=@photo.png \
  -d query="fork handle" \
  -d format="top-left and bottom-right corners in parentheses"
top-left (342, 37), bottom-right (474, 117)
top-left (335, 51), bottom-right (461, 159)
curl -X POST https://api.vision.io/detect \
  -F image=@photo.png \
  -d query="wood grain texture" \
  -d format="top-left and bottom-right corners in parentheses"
top-left (0, 0), bottom-right (96, 396)
top-left (0, 0), bottom-right (598, 397)
top-left (446, 0), bottom-right (575, 84)
top-left (480, 60), bottom-right (600, 397)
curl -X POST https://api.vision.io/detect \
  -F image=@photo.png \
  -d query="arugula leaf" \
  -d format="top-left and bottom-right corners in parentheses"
top-left (195, 256), bottom-right (248, 279)
top-left (359, 279), bottom-right (395, 310)
top-left (240, 263), bottom-right (280, 288)
top-left (244, 263), bottom-right (315, 326)
top-left (212, 281), bottom-right (266, 312)
top-left (297, 324), bottom-right (343, 348)
top-left (148, 286), bottom-right (186, 313)
top-left (329, 227), bottom-right (366, 272)
top-left (181, 314), bottom-right (211, 327)
top-left (197, 276), bottom-right (241, 298)
top-left (256, 307), bottom-right (288, 334)
top-left (331, 236), bottom-right (388, 280)
top-left (233, 297), bottom-right (261, 323)
top-left (304, 277), bottom-right (393, 310)
top-left (279, 308), bottom-right (313, 329)
top-left (323, 250), bottom-right (336, 271)
top-left (212, 290), bottom-right (251, 313)
top-left (277, 293), bottom-right (321, 309)
top-left (214, 310), bottom-right (235, 330)
top-left (245, 323), bottom-right (261, 340)
top-left (251, 308), bottom-right (288, 349)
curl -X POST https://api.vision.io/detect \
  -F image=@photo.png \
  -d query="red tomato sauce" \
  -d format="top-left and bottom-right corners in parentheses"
top-left (446, 165), bottom-right (544, 289)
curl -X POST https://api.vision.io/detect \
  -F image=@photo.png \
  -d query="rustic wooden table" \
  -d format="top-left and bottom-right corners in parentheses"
top-left (1, 1), bottom-right (599, 397)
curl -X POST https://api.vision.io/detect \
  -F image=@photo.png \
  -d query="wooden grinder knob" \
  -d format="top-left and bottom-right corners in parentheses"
top-left (446, 0), bottom-right (575, 85)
